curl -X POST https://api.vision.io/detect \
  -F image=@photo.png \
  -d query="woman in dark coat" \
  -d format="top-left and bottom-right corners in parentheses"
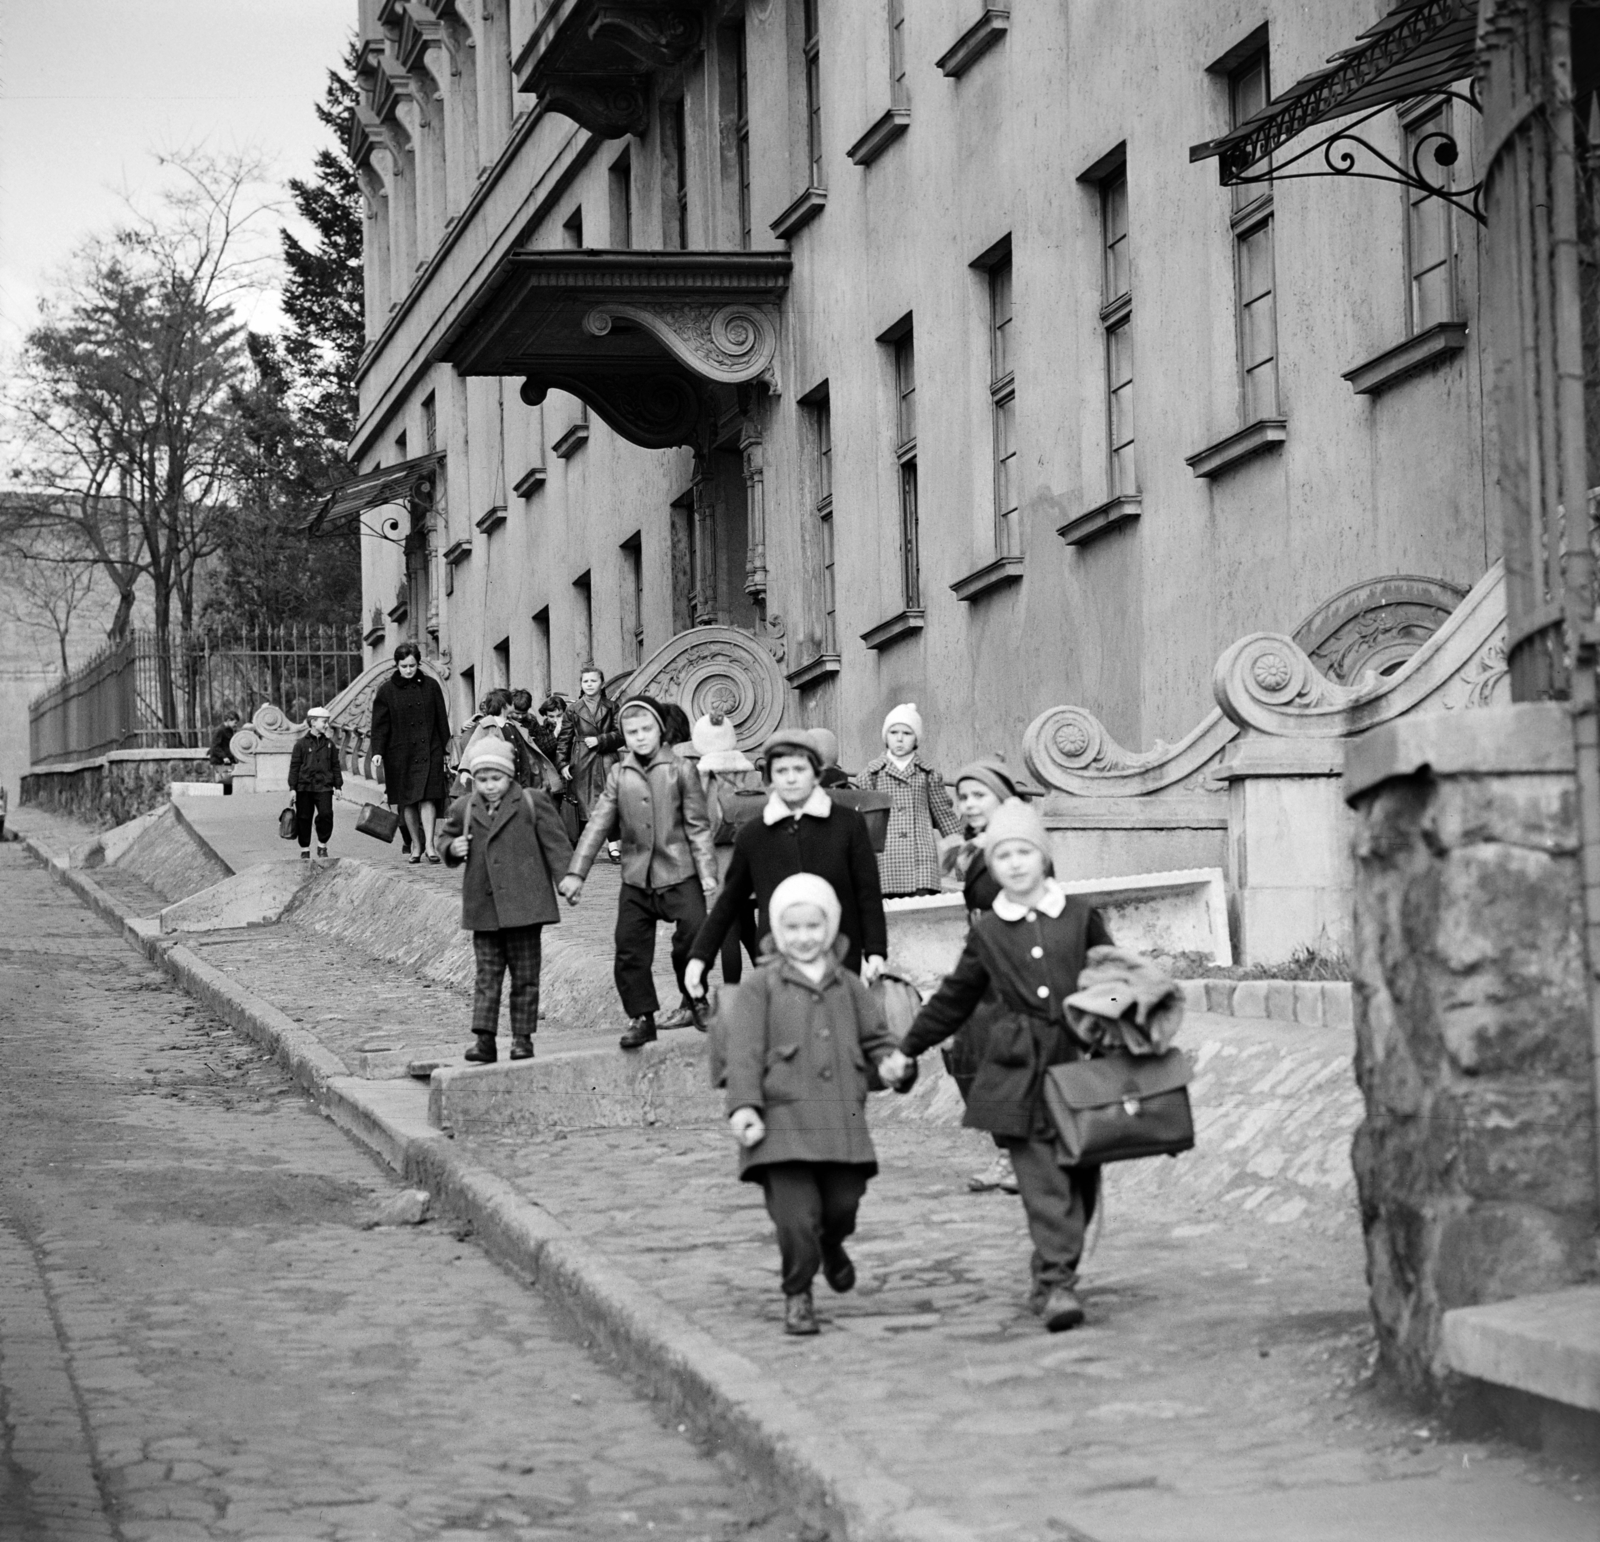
top-left (684, 728), bottom-right (887, 997)
top-left (369, 641), bottom-right (452, 865)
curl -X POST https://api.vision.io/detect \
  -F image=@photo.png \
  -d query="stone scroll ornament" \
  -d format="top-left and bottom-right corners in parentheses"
top-left (583, 303), bottom-right (780, 385)
top-left (606, 626), bottom-right (785, 753)
top-left (1023, 704), bottom-right (1239, 798)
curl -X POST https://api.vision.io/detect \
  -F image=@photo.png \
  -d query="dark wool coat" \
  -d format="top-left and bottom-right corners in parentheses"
top-left (690, 801), bottom-right (888, 974)
top-left (208, 723), bottom-right (238, 767)
top-left (288, 732), bottom-right (343, 793)
top-left (722, 954), bottom-right (900, 1182)
top-left (569, 696), bottom-right (623, 811)
top-left (855, 755), bottom-right (961, 895)
top-left (901, 898), bottom-right (1112, 1138)
top-left (370, 672), bottom-right (452, 806)
top-left (438, 786), bottom-right (573, 932)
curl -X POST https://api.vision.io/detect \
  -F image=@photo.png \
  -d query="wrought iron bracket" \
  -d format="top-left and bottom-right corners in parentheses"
top-left (1224, 88), bottom-right (1485, 224)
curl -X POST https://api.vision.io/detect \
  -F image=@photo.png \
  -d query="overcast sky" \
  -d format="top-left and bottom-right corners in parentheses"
top-left (0, 0), bottom-right (355, 350)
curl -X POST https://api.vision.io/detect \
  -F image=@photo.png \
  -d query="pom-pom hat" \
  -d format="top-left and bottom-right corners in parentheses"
top-left (882, 702), bottom-right (923, 744)
top-left (980, 797), bottom-right (1050, 857)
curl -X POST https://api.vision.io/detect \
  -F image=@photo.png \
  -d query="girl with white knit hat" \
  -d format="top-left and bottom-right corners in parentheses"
top-left (853, 702), bottom-right (961, 896)
top-left (721, 874), bottom-right (907, 1336)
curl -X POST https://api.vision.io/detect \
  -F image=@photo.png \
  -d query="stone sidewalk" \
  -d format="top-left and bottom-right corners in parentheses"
top-left (14, 806), bottom-right (1599, 1541)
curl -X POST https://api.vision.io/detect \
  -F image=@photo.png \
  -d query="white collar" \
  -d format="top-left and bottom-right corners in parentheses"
top-left (991, 879), bottom-right (1067, 922)
top-left (886, 753), bottom-right (915, 774)
top-left (763, 787), bottom-right (833, 825)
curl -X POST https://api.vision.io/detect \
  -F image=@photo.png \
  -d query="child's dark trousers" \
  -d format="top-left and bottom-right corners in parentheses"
top-left (1001, 1137), bottom-right (1100, 1295)
top-left (472, 924), bottom-right (542, 1039)
top-left (294, 789), bottom-right (334, 848)
top-left (612, 878), bottom-right (706, 1017)
top-left (761, 1161), bottom-right (870, 1296)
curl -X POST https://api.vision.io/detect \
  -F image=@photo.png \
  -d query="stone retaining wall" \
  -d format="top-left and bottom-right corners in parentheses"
top-left (1347, 704), bottom-right (1600, 1400)
top-left (22, 751), bottom-right (216, 828)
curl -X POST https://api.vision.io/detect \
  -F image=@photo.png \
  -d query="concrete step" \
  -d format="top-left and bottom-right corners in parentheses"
top-left (1442, 1285), bottom-right (1600, 1413)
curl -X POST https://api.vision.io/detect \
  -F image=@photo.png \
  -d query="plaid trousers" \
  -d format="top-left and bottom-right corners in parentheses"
top-left (471, 924), bottom-right (543, 1039)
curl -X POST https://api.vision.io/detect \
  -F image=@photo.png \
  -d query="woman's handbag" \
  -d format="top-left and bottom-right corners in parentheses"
top-left (1042, 1048), bottom-right (1194, 1166)
top-left (277, 803), bottom-right (297, 841)
top-left (355, 803), bottom-right (401, 843)
top-left (558, 792), bottom-right (586, 846)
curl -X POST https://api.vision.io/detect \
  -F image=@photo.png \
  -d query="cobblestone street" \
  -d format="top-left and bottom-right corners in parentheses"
top-left (0, 845), bottom-right (803, 1541)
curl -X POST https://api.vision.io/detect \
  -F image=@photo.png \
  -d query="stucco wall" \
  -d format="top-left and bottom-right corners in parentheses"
top-left (352, 0), bottom-right (1492, 779)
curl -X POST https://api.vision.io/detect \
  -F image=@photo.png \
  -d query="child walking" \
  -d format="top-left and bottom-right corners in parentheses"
top-left (723, 875), bottom-right (905, 1336)
top-left (438, 738), bottom-right (574, 1064)
top-left (288, 706), bottom-right (342, 859)
top-left (559, 695), bottom-right (718, 1050)
top-left (690, 712), bottom-right (763, 985)
top-left (855, 703), bottom-right (960, 896)
top-left (880, 799), bottom-right (1111, 1332)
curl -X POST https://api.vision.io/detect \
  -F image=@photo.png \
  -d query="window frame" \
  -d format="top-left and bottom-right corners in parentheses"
top-left (1400, 96), bottom-right (1458, 336)
top-left (609, 152), bottom-right (632, 249)
top-left (987, 255), bottom-right (1019, 554)
top-left (803, 0), bottom-right (824, 188)
top-left (1099, 167), bottom-right (1135, 498)
top-left (811, 394), bottom-right (837, 654)
top-left (732, 25), bottom-right (752, 248)
top-left (1227, 48), bottom-right (1279, 423)
top-left (888, 0), bottom-right (909, 109)
top-left (893, 330), bottom-right (920, 610)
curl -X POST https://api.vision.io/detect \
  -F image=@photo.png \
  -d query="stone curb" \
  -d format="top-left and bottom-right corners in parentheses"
top-left (20, 833), bottom-right (974, 1542)
top-left (1178, 976), bottom-right (1353, 1029)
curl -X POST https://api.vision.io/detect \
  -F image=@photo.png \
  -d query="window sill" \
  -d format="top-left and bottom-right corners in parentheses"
top-left (363, 622), bottom-right (388, 646)
top-left (786, 653), bottom-right (841, 689)
top-left (475, 504), bottom-right (507, 534)
top-left (513, 465), bottom-right (546, 497)
top-left (1185, 418), bottom-right (1287, 479)
top-left (771, 185), bottom-right (827, 239)
top-left (860, 609), bottom-right (925, 650)
top-left (386, 600), bottom-right (409, 624)
top-left (950, 554), bottom-right (1024, 601)
top-left (552, 422), bottom-right (590, 459)
top-left (937, 7), bottom-right (1010, 77)
top-left (848, 107), bottom-right (911, 167)
top-left (442, 537), bottom-right (473, 567)
top-left (1342, 321), bottom-right (1468, 397)
top-left (1058, 493), bottom-right (1142, 547)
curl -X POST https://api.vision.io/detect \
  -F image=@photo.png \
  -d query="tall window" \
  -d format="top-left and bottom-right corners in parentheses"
top-left (733, 25), bottom-right (752, 248)
top-left (671, 98), bottom-right (690, 249)
top-left (532, 607), bottom-right (551, 698)
top-left (620, 534), bottom-right (644, 667)
top-left (609, 152), bottom-right (632, 248)
top-left (561, 206), bottom-right (583, 248)
top-left (894, 330), bottom-right (920, 610)
top-left (492, 637), bottom-right (511, 689)
top-left (1404, 102), bottom-right (1456, 333)
top-left (1229, 50), bottom-right (1279, 422)
top-left (804, 0), bottom-right (824, 187)
top-left (988, 256), bottom-right (1018, 552)
top-left (573, 571), bottom-right (593, 675)
top-left (809, 395), bottom-right (837, 654)
top-left (420, 397), bottom-right (435, 454)
top-left (888, 0), bottom-right (908, 108)
top-left (1101, 169), bottom-right (1135, 496)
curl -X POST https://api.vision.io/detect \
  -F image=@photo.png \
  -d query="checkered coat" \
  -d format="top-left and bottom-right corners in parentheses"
top-left (854, 755), bottom-right (961, 896)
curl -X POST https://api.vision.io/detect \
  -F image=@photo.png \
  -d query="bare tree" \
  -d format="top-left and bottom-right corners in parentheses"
top-left (5, 149), bottom-right (280, 728)
top-left (0, 512), bottom-right (105, 676)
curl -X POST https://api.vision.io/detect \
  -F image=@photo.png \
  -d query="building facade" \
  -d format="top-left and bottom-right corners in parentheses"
top-left (345, 0), bottom-right (1491, 782)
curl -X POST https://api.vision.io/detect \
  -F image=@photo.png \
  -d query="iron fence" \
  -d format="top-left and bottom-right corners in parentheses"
top-left (28, 624), bottom-right (364, 766)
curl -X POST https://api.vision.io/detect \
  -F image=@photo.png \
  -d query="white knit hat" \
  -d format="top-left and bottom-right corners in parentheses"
top-left (980, 797), bottom-right (1050, 857)
top-left (465, 738), bottom-right (516, 775)
top-left (692, 712), bottom-right (739, 757)
top-left (768, 872), bottom-right (842, 950)
top-left (882, 702), bottom-right (923, 744)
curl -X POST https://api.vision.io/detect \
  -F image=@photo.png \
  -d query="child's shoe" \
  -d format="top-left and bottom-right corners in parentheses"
top-left (606, 841), bottom-right (621, 864)
top-left (464, 1033), bottom-right (498, 1064)
top-left (821, 1244), bottom-right (855, 1294)
top-left (784, 1290), bottom-right (819, 1336)
top-left (1040, 1285), bottom-right (1085, 1332)
top-left (657, 1002), bottom-right (698, 1030)
top-left (316, 845), bottom-right (328, 858)
top-left (300, 849), bottom-right (310, 862)
top-left (967, 1150), bottom-right (1019, 1194)
top-left (618, 1015), bottom-right (656, 1050)
top-left (509, 1035), bottom-right (534, 1061)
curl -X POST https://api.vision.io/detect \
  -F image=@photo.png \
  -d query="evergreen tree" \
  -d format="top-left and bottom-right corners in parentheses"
top-left (210, 40), bottom-right (364, 630)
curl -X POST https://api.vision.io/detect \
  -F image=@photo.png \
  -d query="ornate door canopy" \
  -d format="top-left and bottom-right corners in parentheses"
top-left (513, 2), bottom-right (704, 138)
top-left (436, 251), bottom-right (791, 449)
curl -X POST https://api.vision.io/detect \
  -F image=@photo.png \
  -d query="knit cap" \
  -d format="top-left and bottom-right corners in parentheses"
top-left (980, 797), bottom-right (1050, 857)
top-left (759, 727), bottom-right (824, 772)
top-left (809, 727), bottom-right (841, 768)
top-left (692, 712), bottom-right (739, 757)
top-left (954, 756), bottom-right (1021, 804)
top-left (617, 695), bottom-right (666, 733)
top-left (882, 702), bottom-right (923, 744)
top-left (768, 873), bottom-right (842, 951)
top-left (465, 738), bottom-right (516, 775)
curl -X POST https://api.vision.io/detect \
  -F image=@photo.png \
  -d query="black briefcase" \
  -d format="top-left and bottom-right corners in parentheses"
top-left (355, 803), bottom-right (401, 843)
top-left (1042, 1049), bottom-right (1194, 1166)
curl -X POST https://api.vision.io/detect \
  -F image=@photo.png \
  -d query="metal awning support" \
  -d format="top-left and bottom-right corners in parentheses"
top-left (307, 451), bottom-right (444, 537)
top-left (1190, 0), bottom-right (1485, 221)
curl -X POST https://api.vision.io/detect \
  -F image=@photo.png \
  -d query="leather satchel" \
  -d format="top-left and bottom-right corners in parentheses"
top-left (1043, 1048), bottom-right (1194, 1166)
top-left (355, 803), bottom-right (400, 843)
top-left (277, 803), bottom-right (297, 841)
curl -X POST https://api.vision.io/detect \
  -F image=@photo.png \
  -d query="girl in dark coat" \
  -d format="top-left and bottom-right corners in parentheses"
top-left (724, 874), bottom-right (904, 1336)
top-left (880, 800), bottom-right (1111, 1335)
top-left (684, 728), bottom-right (888, 998)
top-left (569, 664), bottom-right (623, 862)
top-left (369, 642), bottom-right (452, 864)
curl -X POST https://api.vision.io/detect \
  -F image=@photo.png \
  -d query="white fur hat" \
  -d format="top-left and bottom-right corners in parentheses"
top-left (882, 702), bottom-right (923, 744)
